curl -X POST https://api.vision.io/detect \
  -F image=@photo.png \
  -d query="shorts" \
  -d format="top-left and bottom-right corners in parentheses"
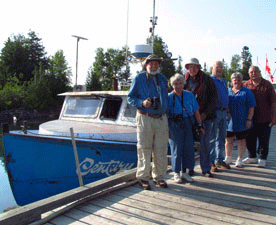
top-left (226, 130), bottom-right (249, 140)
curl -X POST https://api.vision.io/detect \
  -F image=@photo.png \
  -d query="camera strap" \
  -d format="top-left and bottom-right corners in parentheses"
top-left (173, 92), bottom-right (194, 124)
top-left (173, 92), bottom-right (185, 115)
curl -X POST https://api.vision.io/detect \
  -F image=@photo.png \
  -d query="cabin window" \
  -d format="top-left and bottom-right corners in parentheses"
top-left (100, 98), bottom-right (122, 120)
top-left (64, 97), bottom-right (100, 117)
top-left (124, 103), bottom-right (137, 118)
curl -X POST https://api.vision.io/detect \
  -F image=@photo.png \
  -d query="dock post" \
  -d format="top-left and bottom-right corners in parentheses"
top-left (70, 127), bottom-right (84, 186)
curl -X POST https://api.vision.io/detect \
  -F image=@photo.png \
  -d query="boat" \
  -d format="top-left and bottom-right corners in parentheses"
top-left (2, 91), bottom-right (139, 206)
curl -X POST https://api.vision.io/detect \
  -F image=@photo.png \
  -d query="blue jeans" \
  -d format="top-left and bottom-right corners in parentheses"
top-left (169, 117), bottom-right (195, 173)
top-left (210, 110), bottom-right (227, 164)
top-left (200, 119), bottom-right (214, 173)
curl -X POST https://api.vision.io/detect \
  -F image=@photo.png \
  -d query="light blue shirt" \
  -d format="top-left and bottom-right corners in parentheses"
top-left (168, 90), bottom-right (199, 118)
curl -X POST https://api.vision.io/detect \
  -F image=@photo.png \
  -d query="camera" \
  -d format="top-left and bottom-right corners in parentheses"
top-left (173, 114), bottom-right (183, 123)
top-left (148, 97), bottom-right (160, 110)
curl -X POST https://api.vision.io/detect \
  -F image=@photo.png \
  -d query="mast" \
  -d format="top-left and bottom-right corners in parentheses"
top-left (72, 35), bottom-right (88, 86)
top-left (150, 0), bottom-right (157, 53)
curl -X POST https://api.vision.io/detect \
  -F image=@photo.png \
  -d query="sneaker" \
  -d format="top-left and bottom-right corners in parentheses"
top-left (182, 173), bottom-right (194, 182)
top-left (211, 163), bottom-right (219, 172)
top-left (235, 159), bottom-right (243, 168)
top-left (257, 159), bottom-right (266, 168)
top-left (174, 173), bottom-right (182, 183)
top-left (224, 156), bottom-right (232, 165)
top-left (216, 161), bottom-right (231, 169)
top-left (242, 157), bottom-right (257, 164)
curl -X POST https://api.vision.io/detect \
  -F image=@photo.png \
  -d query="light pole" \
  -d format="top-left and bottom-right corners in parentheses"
top-left (72, 35), bottom-right (88, 86)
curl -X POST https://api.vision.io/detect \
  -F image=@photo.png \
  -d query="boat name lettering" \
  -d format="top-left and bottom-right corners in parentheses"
top-left (78, 157), bottom-right (135, 176)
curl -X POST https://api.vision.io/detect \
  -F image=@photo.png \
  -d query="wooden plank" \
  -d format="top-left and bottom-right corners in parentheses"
top-left (0, 168), bottom-right (137, 225)
top-left (47, 215), bottom-right (88, 225)
top-left (121, 185), bottom-right (276, 224)
top-left (105, 188), bottom-right (265, 225)
top-left (88, 194), bottom-right (233, 225)
top-left (77, 202), bottom-right (161, 225)
top-left (79, 199), bottom-right (194, 225)
top-left (58, 208), bottom-right (123, 225)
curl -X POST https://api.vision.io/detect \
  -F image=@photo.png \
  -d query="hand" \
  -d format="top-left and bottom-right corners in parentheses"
top-left (200, 127), bottom-right (205, 135)
top-left (200, 113), bottom-right (207, 122)
top-left (246, 120), bottom-right (252, 129)
top-left (142, 98), bottom-right (152, 108)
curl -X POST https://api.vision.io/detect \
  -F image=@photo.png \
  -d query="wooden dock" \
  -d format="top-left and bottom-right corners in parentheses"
top-left (1, 128), bottom-right (276, 225)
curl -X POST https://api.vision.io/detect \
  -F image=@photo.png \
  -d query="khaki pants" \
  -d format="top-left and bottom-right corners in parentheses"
top-left (136, 113), bottom-right (169, 181)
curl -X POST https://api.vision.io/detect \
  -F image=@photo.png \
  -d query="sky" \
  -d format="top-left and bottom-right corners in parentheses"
top-left (1, 0), bottom-right (276, 85)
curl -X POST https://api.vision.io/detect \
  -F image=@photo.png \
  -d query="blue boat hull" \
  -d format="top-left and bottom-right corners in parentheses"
top-left (3, 133), bottom-right (137, 206)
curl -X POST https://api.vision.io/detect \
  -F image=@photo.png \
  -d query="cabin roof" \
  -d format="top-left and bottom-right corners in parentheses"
top-left (58, 91), bottom-right (129, 97)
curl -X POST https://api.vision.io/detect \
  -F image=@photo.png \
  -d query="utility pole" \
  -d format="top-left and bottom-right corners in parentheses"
top-left (72, 35), bottom-right (88, 86)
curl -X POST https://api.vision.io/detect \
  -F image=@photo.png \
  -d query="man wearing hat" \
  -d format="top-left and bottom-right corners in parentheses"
top-left (184, 58), bottom-right (218, 177)
top-left (128, 54), bottom-right (169, 190)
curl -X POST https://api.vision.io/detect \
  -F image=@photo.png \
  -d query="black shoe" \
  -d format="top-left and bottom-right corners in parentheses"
top-left (211, 163), bottom-right (219, 172)
top-left (188, 169), bottom-right (195, 176)
top-left (202, 171), bottom-right (213, 178)
top-left (139, 180), bottom-right (151, 190)
top-left (153, 179), bottom-right (168, 188)
top-left (216, 161), bottom-right (231, 169)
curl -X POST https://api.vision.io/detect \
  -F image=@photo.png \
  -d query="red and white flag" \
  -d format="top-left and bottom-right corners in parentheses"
top-left (266, 57), bottom-right (273, 82)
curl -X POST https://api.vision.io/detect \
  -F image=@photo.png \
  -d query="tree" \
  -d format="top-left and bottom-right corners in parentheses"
top-left (240, 46), bottom-right (252, 80)
top-left (176, 56), bottom-right (184, 75)
top-left (22, 50), bottom-right (72, 110)
top-left (148, 35), bottom-right (176, 79)
top-left (229, 54), bottom-right (241, 76)
top-left (221, 59), bottom-right (230, 81)
top-left (0, 31), bottom-right (49, 86)
top-left (86, 47), bottom-right (130, 91)
top-left (47, 50), bottom-right (72, 103)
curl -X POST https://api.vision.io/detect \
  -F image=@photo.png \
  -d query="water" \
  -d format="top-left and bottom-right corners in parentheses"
top-left (0, 120), bottom-right (49, 213)
top-left (0, 160), bottom-right (17, 213)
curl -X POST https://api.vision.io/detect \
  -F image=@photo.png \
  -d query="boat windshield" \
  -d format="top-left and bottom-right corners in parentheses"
top-left (124, 103), bottom-right (137, 118)
top-left (63, 96), bottom-right (100, 117)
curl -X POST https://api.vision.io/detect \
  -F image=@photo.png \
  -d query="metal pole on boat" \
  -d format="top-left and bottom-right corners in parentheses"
top-left (150, 0), bottom-right (157, 53)
top-left (72, 35), bottom-right (88, 87)
top-left (70, 127), bottom-right (84, 186)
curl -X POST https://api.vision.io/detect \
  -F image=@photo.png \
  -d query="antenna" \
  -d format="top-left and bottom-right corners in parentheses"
top-left (72, 35), bottom-right (88, 86)
top-left (150, 0), bottom-right (157, 52)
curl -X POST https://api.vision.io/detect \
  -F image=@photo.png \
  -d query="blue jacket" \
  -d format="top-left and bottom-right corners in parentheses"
top-left (128, 72), bottom-right (168, 115)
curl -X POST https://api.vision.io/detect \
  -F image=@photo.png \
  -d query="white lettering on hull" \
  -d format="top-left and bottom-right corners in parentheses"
top-left (78, 157), bottom-right (135, 176)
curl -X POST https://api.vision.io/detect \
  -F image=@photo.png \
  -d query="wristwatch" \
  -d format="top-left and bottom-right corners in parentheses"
top-left (246, 118), bottom-right (252, 121)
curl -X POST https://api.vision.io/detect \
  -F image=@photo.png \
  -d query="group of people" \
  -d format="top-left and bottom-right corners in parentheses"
top-left (127, 54), bottom-right (276, 190)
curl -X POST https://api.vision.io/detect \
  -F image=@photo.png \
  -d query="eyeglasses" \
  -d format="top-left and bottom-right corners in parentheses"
top-left (188, 65), bottom-right (198, 70)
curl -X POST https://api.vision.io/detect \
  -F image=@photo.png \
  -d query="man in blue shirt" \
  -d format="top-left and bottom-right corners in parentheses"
top-left (210, 61), bottom-right (230, 172)
top-left (128, 54), bottom-right (169, 190)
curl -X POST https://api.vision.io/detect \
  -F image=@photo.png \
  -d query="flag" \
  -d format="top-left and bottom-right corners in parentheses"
top-left (266, 57), bottom-right (273, 82)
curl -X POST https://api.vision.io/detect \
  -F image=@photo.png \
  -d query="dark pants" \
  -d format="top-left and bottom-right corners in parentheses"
top-left (246, 122), bottom-right (271, 160)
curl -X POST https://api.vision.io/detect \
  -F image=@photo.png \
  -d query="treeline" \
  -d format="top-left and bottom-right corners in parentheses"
top-left (0, 31), bottom-right (72, 111)
top-left (0, 30), bottom-right (253, 112)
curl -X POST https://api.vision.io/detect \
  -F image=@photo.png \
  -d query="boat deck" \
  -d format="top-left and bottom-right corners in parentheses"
top-left (39, 128), bottom-right (276, 225)
top-left (1, 128), bottom-right (276, 225)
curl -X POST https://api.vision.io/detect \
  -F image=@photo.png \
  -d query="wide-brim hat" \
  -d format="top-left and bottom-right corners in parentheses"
top-left (185, 58), bottom-right (201, 69)
top-left (143, 54), bottom-right (162, 66)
